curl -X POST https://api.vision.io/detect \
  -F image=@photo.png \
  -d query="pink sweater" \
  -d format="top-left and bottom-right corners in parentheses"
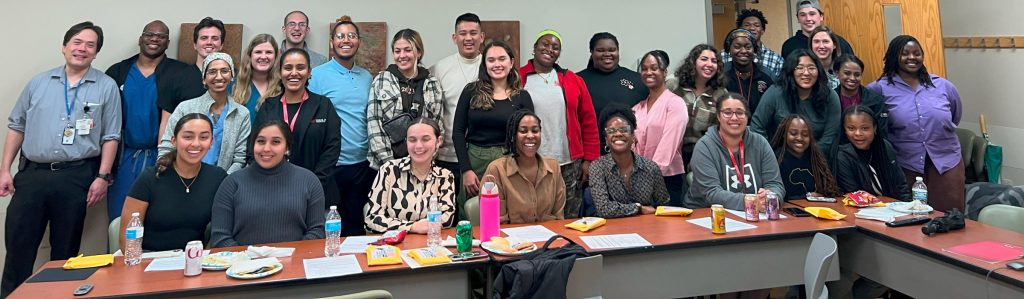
top-left (632, 90), bottom-right (689, 176)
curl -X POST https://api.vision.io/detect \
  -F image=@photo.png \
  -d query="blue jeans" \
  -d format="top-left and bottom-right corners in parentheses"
top-left (107, 148), bottom-right (157, 222)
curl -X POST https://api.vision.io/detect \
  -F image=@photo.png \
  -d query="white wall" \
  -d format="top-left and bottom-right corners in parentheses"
top-left (940, 0), bottom-right (1024, 186)
top-left (0, 0), bottom-right (710, 273)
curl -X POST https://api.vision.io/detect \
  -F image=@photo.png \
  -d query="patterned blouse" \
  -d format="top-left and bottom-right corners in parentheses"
top-left (589, 154), bottom-right (670, 218)
top-left (364, 157), bottom-right (456, 234)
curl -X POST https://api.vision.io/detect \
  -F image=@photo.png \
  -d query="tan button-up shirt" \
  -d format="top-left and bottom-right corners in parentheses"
top-left (485, 155), bottom-right (566, 224)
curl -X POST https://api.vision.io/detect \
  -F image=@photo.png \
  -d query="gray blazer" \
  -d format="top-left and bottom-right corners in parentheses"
top-left (159, 92), bottom-right (250, 173)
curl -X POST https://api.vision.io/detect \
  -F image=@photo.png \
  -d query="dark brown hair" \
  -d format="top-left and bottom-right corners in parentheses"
top-left (770, 114), bottom-right (840, 197)
top-left (155, 113), bottom-right (213, 177)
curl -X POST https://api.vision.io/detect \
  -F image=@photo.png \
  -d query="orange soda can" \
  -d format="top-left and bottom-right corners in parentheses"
top-left (711, 204), bottom-right (727, 234)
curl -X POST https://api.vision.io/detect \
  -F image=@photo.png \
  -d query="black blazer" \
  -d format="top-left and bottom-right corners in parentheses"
top-left (254, 91), bottom-right (342, 202)
top-left (832, 141), bottom-right (911, 201)
top-left (835, 86), bottom-right (890, 142)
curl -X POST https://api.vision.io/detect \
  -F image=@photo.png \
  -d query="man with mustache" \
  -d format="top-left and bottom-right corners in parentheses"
top-left (1, 21), bottom-right (122, 297)
top-left (280, 10), bottom-right (329, 67)
top-left (104, 20), bottom-right (205, 223)
top-left (780, 0), bottom-right (855, 60)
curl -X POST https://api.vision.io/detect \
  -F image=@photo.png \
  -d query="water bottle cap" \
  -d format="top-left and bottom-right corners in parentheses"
top-left (915, 176), bottom-right (923, 181)
top-left (482, 182), bottom-right (497, 193)
top-left (131, 212), bottom-right (140, 217)
top-left (330, 206), bottom-right (337, 210)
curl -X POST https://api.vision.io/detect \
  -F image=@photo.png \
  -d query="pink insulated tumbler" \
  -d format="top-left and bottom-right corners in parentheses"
top-left (479, 179), bottom-right (501, 242)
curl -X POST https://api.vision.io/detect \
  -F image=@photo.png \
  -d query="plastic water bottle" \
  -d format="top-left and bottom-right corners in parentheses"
top-left (124, 212), bottom-right (144, 266)
top-left (324, 206), bottom-right (342, 257)
top-left (912, 176), bottom-right (928, 216)
top-left (426, 196), bottom-right (442, 248)
top-left (479, 179), bottom-right (501, 242)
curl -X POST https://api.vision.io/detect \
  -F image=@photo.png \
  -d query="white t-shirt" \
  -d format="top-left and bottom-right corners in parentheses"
top-left (524, 72), bottom-right (571, 164)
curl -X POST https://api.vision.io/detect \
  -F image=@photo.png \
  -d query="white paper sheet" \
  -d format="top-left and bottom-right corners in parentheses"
top-left (246, 246), bottom-right (295, 258)
top-left (580, 233), bottom-right (652, 250)
top-left (303, 255), bottom-right (363, 279)
top-left (339, 236), bottom-right (379, 254)
top-left (855, 207), bottom-right (909, 222)
top-left (724, 208), bottom-right (788, 220)
top-left (400, 247), bottom-right (454, 269)
top-left (501, 225), bottom-right (558, 243)
top-left (686, 217), bottom-right (758, 232)
top-left (144, 257), bottom-right (184, 272)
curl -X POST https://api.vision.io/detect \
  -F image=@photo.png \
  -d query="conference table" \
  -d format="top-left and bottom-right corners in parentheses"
top-left (11, 200), bottom-right (1024, 298)
top-left (789, 199), bottom-right (1024, 298)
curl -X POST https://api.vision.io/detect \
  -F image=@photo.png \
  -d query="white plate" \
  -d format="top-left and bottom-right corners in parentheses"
top-left (480, 241), bottom-right (538, 256)
top-left (888, 201), bottom-right (934, 214)
top-left (202, 251), bottom-right (250, 271)
top-left (226, 262), bottom-right (283, 279)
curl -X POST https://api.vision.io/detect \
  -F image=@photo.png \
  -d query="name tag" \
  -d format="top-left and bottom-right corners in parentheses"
top-left (313, 118), bottom-right (327, 123)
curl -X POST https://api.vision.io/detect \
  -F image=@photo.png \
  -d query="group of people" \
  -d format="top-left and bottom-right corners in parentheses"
top-left (0, 0), bottom-right (965, 297)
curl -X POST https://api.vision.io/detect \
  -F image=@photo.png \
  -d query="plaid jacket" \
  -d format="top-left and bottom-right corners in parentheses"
top-left (366, 69), bottom-right (445, 169)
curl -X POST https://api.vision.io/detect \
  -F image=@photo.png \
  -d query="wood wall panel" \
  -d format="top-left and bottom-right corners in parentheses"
top-left (177, 23), bottom-right (244, 69)
top-left (820, 0), bottom-right (945, 81)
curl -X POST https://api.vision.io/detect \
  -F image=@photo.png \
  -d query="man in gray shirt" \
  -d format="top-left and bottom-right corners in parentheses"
top-left (0, 21), bottom-right (122, 296)
top-left (280, 10), bottom-right (329, 67)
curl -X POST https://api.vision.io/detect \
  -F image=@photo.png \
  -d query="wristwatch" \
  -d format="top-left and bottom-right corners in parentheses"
top-left (97, 173), bottom-right (113, 183)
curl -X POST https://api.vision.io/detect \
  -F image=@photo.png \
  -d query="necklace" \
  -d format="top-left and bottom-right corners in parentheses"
top-left (537, 71), bottom-right (554, 84)
top-left (178, 167), bottom-right (201, 193)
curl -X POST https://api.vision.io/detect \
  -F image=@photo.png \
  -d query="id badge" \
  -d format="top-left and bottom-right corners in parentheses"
top-left (62, 126), bottom-right (76, 145)
top-left (75, 119), bottom-right (92, 135)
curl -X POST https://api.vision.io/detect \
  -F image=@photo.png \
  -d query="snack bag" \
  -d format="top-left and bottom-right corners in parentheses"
top-left (842, 191), bottom-right (885, 207)
top-left (408, 247), bottom-right (451, 266)
top-left (366, 245), bottom-right (402, 266)
top-left (370, 230), bottom-right (409, 246)
top-left (564, 217), bottom-right (607, 232)
top-left (804, 207), bottom-right (848, 220)
top-left (655, 206), bottom-right (694, 216)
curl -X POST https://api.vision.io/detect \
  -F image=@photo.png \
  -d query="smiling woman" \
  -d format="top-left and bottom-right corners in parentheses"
top-left (254, 48), bottom-right (342, 206)
top-left (366, 29), bottom-right (445, 171)
top-left (232, 34), bottom-right (282, 122)
top-left (751, 49), bottom-right (840, 153)
top-left (769, 115), bottom-right (839, 200)
top-left (483, 109), bottom-right (566, 224)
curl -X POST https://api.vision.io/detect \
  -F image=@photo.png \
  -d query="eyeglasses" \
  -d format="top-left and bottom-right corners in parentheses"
top-left (719, 110), bottom-right (747, 119)
top-left (205, 69), bottom-right (232, 78)
top-left (795, 65), bottom-right (818, 74)
top-left (286, 22), bottom-right (308, 29)
top-left (141, 32), bottom-right (169, 40)
top-left (334, 32), bottom-right (359, 40)
top-left (604, 126), bottom-right (633, 135)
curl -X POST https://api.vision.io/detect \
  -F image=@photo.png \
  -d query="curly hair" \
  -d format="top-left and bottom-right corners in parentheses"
top-left (880, 35), bottom-right (934, 88)
top-left (770, 115), bottom-right (840, 197)
top-left (736, 9), bottom-right (768, 30)
top-left (597, 103), bottom-right (638, 145)
top-left (471, 40), bottom-right (523, 110)
top-left (504, 109), bottom-right (540, 158)
top-left (674, 44), bottom-right (725, 91)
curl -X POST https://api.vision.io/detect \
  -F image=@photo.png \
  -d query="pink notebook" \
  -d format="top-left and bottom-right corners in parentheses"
top-left (943, 241), bottom-right (1024, 263)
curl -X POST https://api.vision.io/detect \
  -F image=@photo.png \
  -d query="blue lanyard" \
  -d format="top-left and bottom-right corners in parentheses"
top-left (64, 71), bottom-right (82, 121)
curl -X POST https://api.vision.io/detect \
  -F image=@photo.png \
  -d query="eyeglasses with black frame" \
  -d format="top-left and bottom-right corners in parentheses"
top-left (719, 109), bottom-right (747, 119)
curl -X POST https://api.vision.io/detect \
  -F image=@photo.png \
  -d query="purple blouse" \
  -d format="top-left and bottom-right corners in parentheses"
top-left (867, 75), bottom-right (962, 174)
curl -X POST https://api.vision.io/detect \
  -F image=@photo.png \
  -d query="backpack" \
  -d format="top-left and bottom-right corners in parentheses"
top-left (492, 235), bottom-right (590, 299)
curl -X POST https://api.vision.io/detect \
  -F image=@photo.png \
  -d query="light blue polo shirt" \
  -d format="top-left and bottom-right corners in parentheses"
top-left (308, 59), bottom-right (372, 166)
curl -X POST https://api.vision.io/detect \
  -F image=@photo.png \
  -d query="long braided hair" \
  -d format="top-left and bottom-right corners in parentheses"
top-left (503, 109), bottom-right (541, 158)
top-left (880, 35), bottom-right (935, 88)
top-left (770, 114), bottom-right (840, 197)
top-left (155, 113), bottom-right (213, 177)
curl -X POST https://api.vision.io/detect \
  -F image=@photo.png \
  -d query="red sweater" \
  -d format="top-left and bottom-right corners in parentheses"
top-left (519, 61), bottom-right (600, 161)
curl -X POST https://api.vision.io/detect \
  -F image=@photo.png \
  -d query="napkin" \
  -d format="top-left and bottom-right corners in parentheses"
top-left (62, 254), bottom-right (114, 269)
top-left (855, 207), bottom-right (907, 222)
top-left (804, 207), bottom-right (847, 220)
top-left (228, 257), bottom-right (280, 274)
top-left (245, 246), bottom-right (295, 258)
top-left (442, 236), bottom-right (480, 247)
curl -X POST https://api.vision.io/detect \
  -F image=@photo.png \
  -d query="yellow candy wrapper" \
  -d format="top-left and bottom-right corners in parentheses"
top-left (655, 206), bottom-right (694, 216)
top-left (804, 207), bottom-right (847, 220)
top-left (63, 254), bottom-right (114, 269)
top-left (409, 247), bottom-right (451, 266)
top-left (366, 245), bottom-right (402, 266)
top-left (564, 217), bottom-right (606, 232)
